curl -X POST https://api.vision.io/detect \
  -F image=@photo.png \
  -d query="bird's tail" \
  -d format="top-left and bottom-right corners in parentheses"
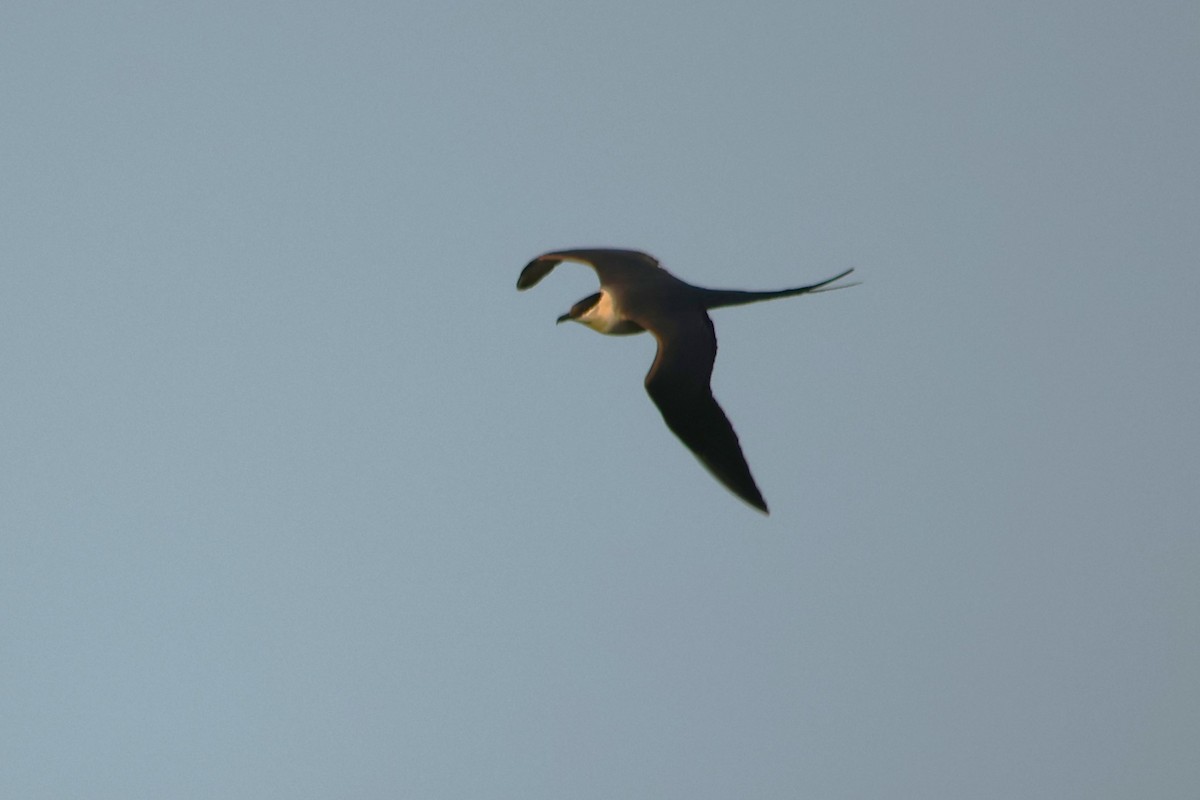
top-left (700, 268), bottom-right (859, 310)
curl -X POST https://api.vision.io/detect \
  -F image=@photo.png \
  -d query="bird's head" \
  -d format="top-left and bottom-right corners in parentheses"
top-left (556, 293), bottom-right (601, 326)
top-left (556, 291), bottom-right (644, 335)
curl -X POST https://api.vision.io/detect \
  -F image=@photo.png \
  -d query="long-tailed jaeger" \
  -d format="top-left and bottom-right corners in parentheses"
top-left (517, 248), bottom-right (857, 514)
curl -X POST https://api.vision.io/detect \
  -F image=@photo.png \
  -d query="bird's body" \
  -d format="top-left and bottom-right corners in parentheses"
top-left (517, 248), bottom-right (856, 514)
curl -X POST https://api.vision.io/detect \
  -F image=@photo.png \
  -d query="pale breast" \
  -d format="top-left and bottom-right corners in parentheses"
top-left (580, 291), bottom-right (645, 335)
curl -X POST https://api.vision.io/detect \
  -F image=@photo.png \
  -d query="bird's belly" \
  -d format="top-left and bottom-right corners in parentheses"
top-left (600, 319), bottom-right (646, 335)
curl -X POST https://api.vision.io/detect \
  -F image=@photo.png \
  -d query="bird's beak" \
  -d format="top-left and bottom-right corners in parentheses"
top-left (556, 312), bottom-right (572, 325)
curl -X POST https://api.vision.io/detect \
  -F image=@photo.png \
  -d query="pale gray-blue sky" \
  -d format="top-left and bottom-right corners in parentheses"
top-left (2, 1), bottom-right (1197, 798)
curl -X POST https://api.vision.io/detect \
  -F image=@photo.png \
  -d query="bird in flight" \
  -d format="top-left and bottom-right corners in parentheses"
top-left (517, 248), bottom-right (857, 514)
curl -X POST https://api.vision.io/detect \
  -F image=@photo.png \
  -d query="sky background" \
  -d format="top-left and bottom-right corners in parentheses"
top-left (2, 1), bottom-right (1197, 798)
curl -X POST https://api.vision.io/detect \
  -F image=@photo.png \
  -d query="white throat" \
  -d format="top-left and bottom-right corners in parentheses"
top-left (576, 291), bottom-right (627, 334)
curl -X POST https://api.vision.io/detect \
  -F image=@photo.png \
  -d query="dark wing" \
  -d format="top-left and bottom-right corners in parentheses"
top-left (642, 310), bottom-right (768, 514)
top-left (516, 248), bottom-right (663, 291)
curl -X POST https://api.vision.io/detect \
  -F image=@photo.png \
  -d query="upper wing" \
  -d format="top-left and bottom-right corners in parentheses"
top-left (516, 248), bottom-right (663, 291)
top-left (642, 310), bottom-right (768, 514)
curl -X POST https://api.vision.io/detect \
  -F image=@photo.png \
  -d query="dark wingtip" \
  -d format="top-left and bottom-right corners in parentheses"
top-left (712, 449), bottom-right (769, 515)
top-left (720, 470), bottom-right (768, 513)
top-left (745, 490), bottom-right (769, 515)
top-left (516, 256), bottom-right (561, 291)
